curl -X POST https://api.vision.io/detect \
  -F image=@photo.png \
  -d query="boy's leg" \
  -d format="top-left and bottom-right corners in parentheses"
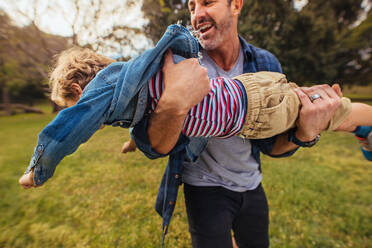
top-left (335, 103), bottom-right (372, 132)
top-left (332, 102), bottom-right (372, 161)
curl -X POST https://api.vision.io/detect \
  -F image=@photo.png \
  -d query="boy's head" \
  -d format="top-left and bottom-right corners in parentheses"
top-left (50, 47), bottom-right (115, 107)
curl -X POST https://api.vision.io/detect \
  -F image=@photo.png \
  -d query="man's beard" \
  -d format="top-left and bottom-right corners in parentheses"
top-left (196, 12), bottom-right (233, 51)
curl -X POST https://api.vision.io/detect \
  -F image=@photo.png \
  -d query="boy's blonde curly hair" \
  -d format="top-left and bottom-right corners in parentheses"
top-left (50, 47), bottom-right (115, 106)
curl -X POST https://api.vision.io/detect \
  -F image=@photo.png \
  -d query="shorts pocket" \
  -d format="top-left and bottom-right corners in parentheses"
top-left (256, 94), bottom-right (299, 138)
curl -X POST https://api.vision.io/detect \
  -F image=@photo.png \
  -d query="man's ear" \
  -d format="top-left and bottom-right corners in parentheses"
top-left (231, 0), bottom-right (243, 16)
top-left (70, 83), bottom-right (83, 99)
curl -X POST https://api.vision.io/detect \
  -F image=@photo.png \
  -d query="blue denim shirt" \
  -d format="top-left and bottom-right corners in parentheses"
top-left (131, 33), bottom-right (298, 238)
top-left (25, 24), bottom-right (199, 185)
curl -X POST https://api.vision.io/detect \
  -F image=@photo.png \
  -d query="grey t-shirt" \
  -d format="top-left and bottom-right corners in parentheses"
top-left (182, 48), bottom-right (262, 192)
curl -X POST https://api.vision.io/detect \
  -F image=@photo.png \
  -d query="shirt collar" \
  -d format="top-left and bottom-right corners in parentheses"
top-left (238, 35), bottom-right (253, 63)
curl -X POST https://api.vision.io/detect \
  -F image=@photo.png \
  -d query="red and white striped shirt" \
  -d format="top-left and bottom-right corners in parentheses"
top-left (148, 71), bottom-right (247, 138)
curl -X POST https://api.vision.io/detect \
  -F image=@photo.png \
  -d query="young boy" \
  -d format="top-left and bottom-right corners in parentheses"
top-left (19, 46), bottom-right (372, 188)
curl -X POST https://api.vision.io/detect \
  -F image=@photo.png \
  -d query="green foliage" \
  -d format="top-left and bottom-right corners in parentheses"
top-left (142, 1), bottom-right (371, 85)
top-left (342, 10), bottom-right (372, 85)
top-left (304, 0), bottom-right (364, 30)
top-left (142, 0), bottom-right (190, 42)
top-left (0, 11), bottom-right (67, 105)
top-left (0, 103), bottom-right (371, 247)
top-left (238, 0), bottom-right (369, 85)
top-left (0, 60), bottom-right (43, 102)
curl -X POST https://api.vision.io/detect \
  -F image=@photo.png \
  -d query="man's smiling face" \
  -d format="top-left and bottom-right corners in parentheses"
top-left (188, 0), bottom-right (234, 51)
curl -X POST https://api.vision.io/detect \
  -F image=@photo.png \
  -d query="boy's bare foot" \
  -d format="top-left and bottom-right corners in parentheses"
top-left (121, 139), bottom-right (137, 153)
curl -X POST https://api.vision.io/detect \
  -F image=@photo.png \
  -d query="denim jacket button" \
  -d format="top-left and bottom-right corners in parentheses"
top-left (174, 174), bottom-right (180, 179)
top-left (169, 201), bottom-right (174, 205)
top-left (119, 122), bottom-right (124, 126)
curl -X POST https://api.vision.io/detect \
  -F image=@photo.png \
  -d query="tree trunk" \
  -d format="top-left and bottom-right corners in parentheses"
top-left (0, 103), bottom-right (43, 114)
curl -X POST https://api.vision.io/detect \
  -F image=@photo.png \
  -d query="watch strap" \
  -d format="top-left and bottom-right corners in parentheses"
top-left (288, 128), bottom-right (320, 147)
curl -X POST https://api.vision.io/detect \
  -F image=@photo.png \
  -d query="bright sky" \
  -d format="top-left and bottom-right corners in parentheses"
top-left (294, 0), bottom-right (308, 10)
top-left (0, 0), bottom-right (148, 36)
top-left (0, 0), bottom-right (370, 56)
top-left (0, 0), bottom-right (151, 57)
top-left (0, 0), bottom-right (313, 37)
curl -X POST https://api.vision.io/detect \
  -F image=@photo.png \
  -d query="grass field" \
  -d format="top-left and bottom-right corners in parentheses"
top-left (0, 101), bottom-right (371, 248)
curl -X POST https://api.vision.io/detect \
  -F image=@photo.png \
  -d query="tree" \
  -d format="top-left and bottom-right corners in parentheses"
top-left (142, 0), bottom-right (190, 42)
top-left (1, 0), bottom-right (151, 58)
top-left (0, 0), bottom-right (152, 114)
top-left (142, 0), bottom-right (370, 85)
top-left (0, 12), bottom-right (68, 115)
top-left (303, 0), bottom-right (364, 32)
top-left (342, 9), bottom-right (372, 84)
top-left (238, 0), bottom-right (367, 85)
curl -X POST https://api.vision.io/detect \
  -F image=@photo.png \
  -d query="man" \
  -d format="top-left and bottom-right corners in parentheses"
top-left (132, 0), bottom-right (341, 247)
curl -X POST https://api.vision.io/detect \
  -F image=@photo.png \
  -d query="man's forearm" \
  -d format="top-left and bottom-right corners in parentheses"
top-left (146, 50), bottom-right (210, 155)
top-left (271, 128), bottom-right (322, 156)
top-left (270, 132), bottom-right (299, 156)
top-left (148, 96), bottom-right (189, 155)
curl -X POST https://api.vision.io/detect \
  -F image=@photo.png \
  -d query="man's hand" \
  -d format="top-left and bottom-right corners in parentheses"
top-left (271, 84), bottom-right (342, 155)
top-left (147, 50), bottom-right (210, 154)
top-left (294, 84), bottom-right (342, 141)
top-left (19, 170), bottom-right (36, 189)
top-left (121, 139), bottom-right (137, 153)
top-left (160, 49), bottom-right (210, 113)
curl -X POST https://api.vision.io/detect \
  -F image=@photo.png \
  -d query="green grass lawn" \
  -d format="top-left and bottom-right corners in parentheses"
top-left (0, 104), bottom-right (371, 248)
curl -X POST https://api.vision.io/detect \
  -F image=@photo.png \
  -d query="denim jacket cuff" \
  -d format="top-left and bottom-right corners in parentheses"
top-left (25, 144), bottom-right (45, 186)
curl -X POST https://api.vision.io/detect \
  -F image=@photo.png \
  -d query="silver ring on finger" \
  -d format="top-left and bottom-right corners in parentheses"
top-left (310, 93), bottom-right (321, 102)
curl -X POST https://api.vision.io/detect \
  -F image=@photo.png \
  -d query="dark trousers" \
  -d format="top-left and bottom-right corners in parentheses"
top-left (183, 183), bottom-right (269, 248)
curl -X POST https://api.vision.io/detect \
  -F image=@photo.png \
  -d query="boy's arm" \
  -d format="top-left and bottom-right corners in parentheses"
top-left (21, 86), bottom-right (113, 188)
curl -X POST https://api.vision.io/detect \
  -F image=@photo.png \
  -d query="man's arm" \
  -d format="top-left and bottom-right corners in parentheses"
top-left (270, 84), bottom-right (342, 156)
top-left (147, 50), bottom-right (210, 155)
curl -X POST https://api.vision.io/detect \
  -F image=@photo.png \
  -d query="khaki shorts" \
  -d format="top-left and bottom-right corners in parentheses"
top-left (234, 71), bottom-right (352, 139)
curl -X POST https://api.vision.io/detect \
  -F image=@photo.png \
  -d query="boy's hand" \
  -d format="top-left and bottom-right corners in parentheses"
top-left (121, 139), bottom-right (137, 153)
top-left (19, 170), bottom-right (36, 189)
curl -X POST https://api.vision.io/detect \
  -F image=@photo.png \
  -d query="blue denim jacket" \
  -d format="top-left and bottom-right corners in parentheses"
top-left (131, 32), bottom-right (298, 238)
top-left (25, 24), bottom-right (199, 185)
